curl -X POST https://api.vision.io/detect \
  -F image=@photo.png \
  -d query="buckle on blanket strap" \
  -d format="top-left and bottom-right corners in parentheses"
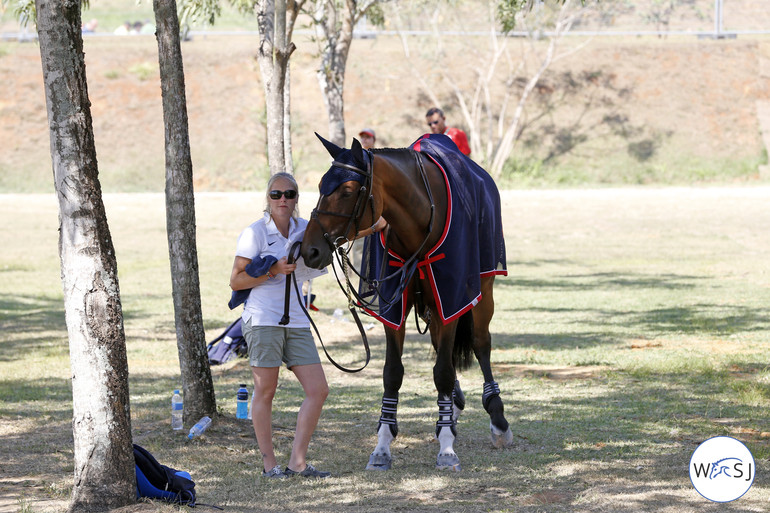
top-left (389, 253), bottom-right (446, 279)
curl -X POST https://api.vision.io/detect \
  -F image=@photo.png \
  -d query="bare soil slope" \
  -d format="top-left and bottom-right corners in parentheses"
top-left (1, 33), bottom-right (769, 192)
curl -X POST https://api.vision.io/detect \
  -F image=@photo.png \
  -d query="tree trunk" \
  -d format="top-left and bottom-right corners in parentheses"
top-left (154, 0), bottom-right (217, 424)
top-left (257, 0), bottom-right (296, 175)
top-left (313, 0), bottom-right (357, 147)
top-left (35, 0), bottom-right (135, 509)
top-left (283, 65), bottom-right (294, 174)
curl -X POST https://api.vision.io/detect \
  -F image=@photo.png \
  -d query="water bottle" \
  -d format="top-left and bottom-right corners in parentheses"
top-left (236, 384), bottom-right (249, 419)
top-left (187, 416), bottom-right (212, 440)
top-left (171, 390), bottom-right (183, 430)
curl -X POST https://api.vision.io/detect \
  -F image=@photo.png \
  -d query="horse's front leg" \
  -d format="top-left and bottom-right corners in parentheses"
top-left (433, 320), bottom-right (462, 471)
top-left (366, 324), bottom-right (405, 471)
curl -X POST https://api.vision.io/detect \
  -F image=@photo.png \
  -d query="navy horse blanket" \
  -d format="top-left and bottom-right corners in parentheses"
top-left (359, 133), bottom-right (507, 329)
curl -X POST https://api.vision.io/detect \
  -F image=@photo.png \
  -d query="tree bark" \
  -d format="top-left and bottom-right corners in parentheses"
top-left (312, 0), bottom-right (364, 147)
top-left (154, 0), bottom-right (217, 423)
top-left (35, 0), bottom-right (135, 509)
top-left (257, 0), bottom-right (296, 175)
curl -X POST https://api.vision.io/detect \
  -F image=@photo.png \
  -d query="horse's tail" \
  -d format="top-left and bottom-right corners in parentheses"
top-left (453, 310), bottom-right (475, 371)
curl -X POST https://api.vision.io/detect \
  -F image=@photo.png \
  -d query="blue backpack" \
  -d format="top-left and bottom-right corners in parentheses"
top-left (206, 319), bottom-right (247, 365)
top-left (133, 444), bottom-right (196, 505)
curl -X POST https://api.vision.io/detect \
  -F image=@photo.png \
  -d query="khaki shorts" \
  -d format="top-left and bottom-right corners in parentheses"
top-left (242, 321), bottom-right (320, 368)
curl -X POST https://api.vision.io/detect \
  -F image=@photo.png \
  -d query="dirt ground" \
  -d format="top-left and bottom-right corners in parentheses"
top-left (1, 31), bottom-right (770, 192)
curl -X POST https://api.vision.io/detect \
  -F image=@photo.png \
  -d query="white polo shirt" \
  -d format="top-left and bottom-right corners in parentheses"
top-left (236, 213), bottom-right (312, 328)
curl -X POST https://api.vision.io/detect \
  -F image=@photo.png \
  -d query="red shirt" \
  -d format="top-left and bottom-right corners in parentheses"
top-left (445, 127), bottom-right (471, 156)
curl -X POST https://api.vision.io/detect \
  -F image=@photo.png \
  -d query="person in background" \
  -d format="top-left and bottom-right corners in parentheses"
top-left (425, 107), bottom-right (471, 156)
top-left (140, 20), bottom-right (156, 35)
top-left (230, 172), bottom-right (331, 479)
top-left (81, 19), bottom-right (98, 33)
top-left (358, 128), bottom-right (376, 150)
top-left (114, 21), bottom-right (131, 35)
top-left (351, 128), bottom-right (379, 269)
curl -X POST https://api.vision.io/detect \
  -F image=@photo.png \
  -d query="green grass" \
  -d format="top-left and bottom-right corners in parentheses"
top-left (2, 189), bottom-right (770, 511)
top-left (500, 146), bottom-right (765, 189)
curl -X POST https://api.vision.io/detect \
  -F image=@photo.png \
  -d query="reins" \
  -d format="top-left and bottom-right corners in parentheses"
top-left (281, 241), bottom-right (371, 373)
top-left (300, 149), bottom-right (437, 372)
top-left (310, 150), bottom-right (437, 320)
top-left (338, 152), bottom-right (436, 311)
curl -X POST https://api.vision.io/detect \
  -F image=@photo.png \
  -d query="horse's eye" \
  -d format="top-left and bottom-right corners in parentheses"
top-left (341, 189), bottom-right (354, 199)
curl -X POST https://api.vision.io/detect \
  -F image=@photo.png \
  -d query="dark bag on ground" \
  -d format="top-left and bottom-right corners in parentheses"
top-left (206, 318), bottom-right (247, 365)
top-left (134, 443), bottom-right (196, 505)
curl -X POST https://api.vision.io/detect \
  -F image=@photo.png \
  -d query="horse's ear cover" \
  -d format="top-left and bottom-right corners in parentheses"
top-left (350, 138), bottom-right (365, 167)
top-left (315, 132), bottom-right (344, 159)
top-left (317, 134), bottom-right (369, 195)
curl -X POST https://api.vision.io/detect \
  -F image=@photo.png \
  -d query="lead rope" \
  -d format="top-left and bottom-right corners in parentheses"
top-left (283, 241), bottom-right (370, 373)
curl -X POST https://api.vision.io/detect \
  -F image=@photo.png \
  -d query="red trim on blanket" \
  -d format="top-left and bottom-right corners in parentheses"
top-left (368, 138), bottom-right (502, 329)
top-left (361, 300), bottom-right (406, 331)
top-left (481, 269), bottom-right (509, 277)
top-left (389, 253), bottom-right (446, 279)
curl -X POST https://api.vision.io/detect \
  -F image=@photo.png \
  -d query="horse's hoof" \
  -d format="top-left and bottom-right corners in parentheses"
top-left (490, 426), bottom-right (514, 448)
top-left (365, 453), bottom-right (392, 471)
top-left (436, 453), bottom-right (461, 471)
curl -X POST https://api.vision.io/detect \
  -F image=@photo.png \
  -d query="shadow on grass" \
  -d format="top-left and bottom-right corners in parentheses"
top-left (629, 304), bottom-right (770, 336)
top-left (498, 270), bottom-right (704, 291)
top-left (0, 294), bottom-right (67, 362)
top-left (494, 331), bottom-right (617, 351)
top-left (4, 359), bottom-right (768, 511)
top-left (138, 365), bottom-right (770, 511)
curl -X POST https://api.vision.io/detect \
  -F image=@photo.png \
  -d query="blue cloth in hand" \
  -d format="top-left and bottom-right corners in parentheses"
top-left (228, 255), bottom-right (278, 309)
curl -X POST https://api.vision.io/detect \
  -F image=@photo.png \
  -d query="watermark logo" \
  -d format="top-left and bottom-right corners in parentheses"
top-left (690, 436), bottom-right (755, 502)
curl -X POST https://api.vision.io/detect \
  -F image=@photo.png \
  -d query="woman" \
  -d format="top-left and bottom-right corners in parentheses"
top-left (229, 172), bottom-right (330, 479)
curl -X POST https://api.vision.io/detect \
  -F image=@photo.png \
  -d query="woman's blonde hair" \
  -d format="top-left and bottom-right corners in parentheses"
top-left (264, 172), bottom-right (300, 220)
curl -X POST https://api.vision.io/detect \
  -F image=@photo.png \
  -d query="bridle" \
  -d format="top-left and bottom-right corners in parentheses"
top-left (309, 151), bottom-right (377, 253)
top-left (309, 150), bottom-right (437, 316)
top-left (297, 149), bottom-right (437, 372)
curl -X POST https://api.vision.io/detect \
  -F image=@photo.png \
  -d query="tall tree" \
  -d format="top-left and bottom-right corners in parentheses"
top-left (179, 0), bottom-right (303, 175)
top-left (255, 0), bottom-right (303, 174)
top-left (309, 0), bottom-right (384, 146)
top-left (154, 0), bottom-right (218, 423)
top-left (394, 0), bottom-right (587, 178)
top-left (34, 0), bottom-right (135, 509)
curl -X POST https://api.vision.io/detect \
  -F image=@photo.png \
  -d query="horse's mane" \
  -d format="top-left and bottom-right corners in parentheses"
top-left (370, 147), bottom-right (415, 155)
top-left (369, 147), bottom-right (423, 179)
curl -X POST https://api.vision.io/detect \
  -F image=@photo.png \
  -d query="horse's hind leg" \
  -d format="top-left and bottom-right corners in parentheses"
top-left (450, 312), bottom-right (473, 424)
top-left (366, 325), bottom-right (405, 471)
top-left (473, 277), bottom-right (513, 448)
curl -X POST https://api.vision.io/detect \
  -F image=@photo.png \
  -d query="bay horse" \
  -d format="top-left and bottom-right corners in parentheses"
top-left (300, 134), bottom-right (512, 471)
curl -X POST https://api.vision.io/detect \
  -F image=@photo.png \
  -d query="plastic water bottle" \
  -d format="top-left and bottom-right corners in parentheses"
top-left (236, 384), bottom-right (249, 419)
top-left (187, 416), bottom-right (212, 440)
top-left (171, 390), bottom-right (183, 430)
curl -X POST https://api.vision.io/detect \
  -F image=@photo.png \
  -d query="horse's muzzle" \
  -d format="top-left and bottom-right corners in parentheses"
top-left (300, 241), bottom-right (333, 269)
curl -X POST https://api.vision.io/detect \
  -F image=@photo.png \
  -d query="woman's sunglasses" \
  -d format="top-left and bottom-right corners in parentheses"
top-left (269, 189), bottom-right (297, 200)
